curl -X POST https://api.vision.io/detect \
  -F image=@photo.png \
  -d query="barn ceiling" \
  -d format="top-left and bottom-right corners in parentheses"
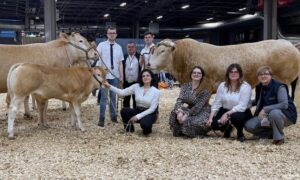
top-left (0, 0), bottom-right (299, 37)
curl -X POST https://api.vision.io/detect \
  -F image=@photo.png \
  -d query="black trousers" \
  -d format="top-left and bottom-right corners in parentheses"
top-left (211, 107), bottom-right (253, 137)
top-left (123, 81), bottom-right (137, 108)
top-left (120, 107), bottom-right (157, 135)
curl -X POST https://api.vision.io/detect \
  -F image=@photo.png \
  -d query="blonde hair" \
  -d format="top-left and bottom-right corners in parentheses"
top-left (256, 66), bottom-right (273, 76)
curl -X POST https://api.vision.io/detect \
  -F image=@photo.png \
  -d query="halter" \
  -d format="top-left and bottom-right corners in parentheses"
top-left (67, 41), bottom-right (96, 67)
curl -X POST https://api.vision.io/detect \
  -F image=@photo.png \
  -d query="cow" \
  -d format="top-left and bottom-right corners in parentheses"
top-left (149, 38), bottom-right (300, 99)
top-left (0, 32), bottom-right (99, 116)
top-left (6, 63), bottom-right (107, 139)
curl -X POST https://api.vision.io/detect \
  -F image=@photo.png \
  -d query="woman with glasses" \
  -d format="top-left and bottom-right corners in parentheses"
top-left (206, 63), bottom-right (252, 142)
top-left (103, 69), bottom-right (159, 135)
top-left (169, 66), bottom-right (211, 138)
top-left (245, 66), bottom-right (297, 145)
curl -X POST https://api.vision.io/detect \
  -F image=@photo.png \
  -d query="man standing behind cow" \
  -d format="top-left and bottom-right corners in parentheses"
top-left (140, 32), bottom-right (159, 87)
top-left (96, 26), bottom-right (124, 127)
top-left (123, 42), bottom-right (140, 108)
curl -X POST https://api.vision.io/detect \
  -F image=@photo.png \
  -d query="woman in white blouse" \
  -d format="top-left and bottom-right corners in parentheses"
top-left (103, 69), bottom-right (160, 135)
top-left (206, 63), bottom-right (252, 142)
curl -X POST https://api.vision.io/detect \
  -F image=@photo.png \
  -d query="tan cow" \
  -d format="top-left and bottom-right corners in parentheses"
top-left (0, 32), bottom-right (99, 116)
top-left (7, 64), bottom-right (107, 139)
top-left (149, 38), bottom-right (300, 97)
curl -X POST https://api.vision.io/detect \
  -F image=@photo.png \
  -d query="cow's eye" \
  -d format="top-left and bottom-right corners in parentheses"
top-left (79, 40), bottom-right (83, 43)
top-left (160, 50), bottom-right (165, 54)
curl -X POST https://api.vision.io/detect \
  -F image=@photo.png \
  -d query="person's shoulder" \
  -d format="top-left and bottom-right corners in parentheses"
top-left (242, 81), bottom-right (251, 88)
top-left (151, 86), bottom-right (160, 93)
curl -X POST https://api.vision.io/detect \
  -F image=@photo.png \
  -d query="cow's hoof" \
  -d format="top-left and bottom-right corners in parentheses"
top-left (8, 135), bottom-right (15, 140)
top-left (24, 114), bottom-right (33, 119)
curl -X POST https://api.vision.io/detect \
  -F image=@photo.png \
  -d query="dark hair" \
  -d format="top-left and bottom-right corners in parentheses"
top-left (225, 63), bottom-right (244, 92)
top-left (189, 66), bottom-right (205, 83)
top-left (143, 31), bottom-right (154, 37)
top-left (138, 69), bottom-right (156, 87)
top-left (106, 26), bottom-right (117, 33)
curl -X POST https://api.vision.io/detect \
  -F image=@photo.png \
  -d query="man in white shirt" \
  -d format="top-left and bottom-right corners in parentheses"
top-left (140, 32), bottom-right (159, 88)
top-left (96, 26), bottom-right (124, 127)
top-left (123, 42), bottom-right (140, 108)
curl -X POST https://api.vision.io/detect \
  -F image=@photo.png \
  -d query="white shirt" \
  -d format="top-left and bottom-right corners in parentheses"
top-left (140, 43), bottom-right (158, 74)
top-left (211, 81), bottom-right (252, 113)
top-left (96, 40), bottom-right (124, 79)
top-left (110, 83), bottom-right (160, 120)
top-left (125, 54), bottom-right (139, 83)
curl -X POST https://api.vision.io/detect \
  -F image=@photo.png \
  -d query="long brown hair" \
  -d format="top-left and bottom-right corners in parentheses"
top-left (225, 63), bottom-right (244, 92)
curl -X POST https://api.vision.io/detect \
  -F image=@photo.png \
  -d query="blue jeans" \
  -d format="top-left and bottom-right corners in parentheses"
top-left (99, 78), bottom-right (119, 122)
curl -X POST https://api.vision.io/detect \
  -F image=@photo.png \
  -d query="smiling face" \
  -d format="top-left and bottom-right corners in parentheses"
top-left (142, 71), bottom-right (152, 85)
top-left (228, 67), bottom-right (240, 82)
top-left (191, 67), bottom-right (203, 82)
top-left (258, 70), bottom-right (272, 85)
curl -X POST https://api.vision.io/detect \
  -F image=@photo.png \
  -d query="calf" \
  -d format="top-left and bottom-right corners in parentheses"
top-left (7, 63), bottom-right (106, 139)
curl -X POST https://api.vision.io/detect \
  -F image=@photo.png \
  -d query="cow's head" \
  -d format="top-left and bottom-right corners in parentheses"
top-left (60, 32), bottom-right (99, 63)
top-left (92, 66), bottom-right (107, 88)
top-left (149, 39), bottom-right (175, 71)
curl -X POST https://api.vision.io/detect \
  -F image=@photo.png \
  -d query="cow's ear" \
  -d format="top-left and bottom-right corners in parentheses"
top-left (59, 32), bottom-right (69, 42)
top-left (90, 41), bottom-right (96, 47)
top-left (71, 32), bottom-right (77, 37)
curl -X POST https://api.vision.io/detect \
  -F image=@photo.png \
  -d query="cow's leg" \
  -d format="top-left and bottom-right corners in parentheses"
top-left (36, 99), bottom-right (48, 128)
top-left (31, 95), bottom-right (36, 110)
top-left (69, 103), bottom-right (77, 128)
top-left (62, 101), bottom-right (67, 111)
top-left (8, 97), bottom-right (24, 139)
top-left (291, 77), bottom-right (298, 101)
top-left (24, 95), bottom-right (32, 118)
top-left (72, 102), bottom-right (86, 132)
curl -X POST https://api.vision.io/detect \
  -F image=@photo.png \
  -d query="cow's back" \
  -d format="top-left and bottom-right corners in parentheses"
top-left (172, 39), bottom-right (300, 92)
top-left (0, 40), bottom-right (68, 93)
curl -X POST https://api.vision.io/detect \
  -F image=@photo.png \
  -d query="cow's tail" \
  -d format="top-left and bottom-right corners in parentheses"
top-left (6, 63), bottom-right (23, 107)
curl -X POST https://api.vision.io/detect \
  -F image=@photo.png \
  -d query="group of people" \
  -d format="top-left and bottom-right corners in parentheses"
top-left (169, 64), bottom-right (297, 145)
top-left (95, 26), bottom-right (297, 145)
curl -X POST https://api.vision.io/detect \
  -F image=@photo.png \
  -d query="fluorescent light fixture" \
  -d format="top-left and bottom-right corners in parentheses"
top-left (226, 11), bottom-right (242, 15)
top-left (239, 7), bottom-right (246, 11)
top-left (206, 17), bottom-right (214, 21)
top-left (185, 34), bottom-right (190, 38)
top-left (104, 13), bottom-right (110, 18)
top-left (181, 4), bottom-right (190, 9)
top-left (202, 22), bottom-right (223, 28)
top-left (239, 13), bottom-right (258, 20)
top-left (156, 15), bottom-right (163, 19)
top-left (120, 2), bottom-right (127, 7)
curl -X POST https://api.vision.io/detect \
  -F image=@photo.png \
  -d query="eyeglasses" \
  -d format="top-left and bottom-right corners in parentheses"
top-left (229, 71), bottom-right (239, 74)
top-left (259, 72), bottom-right (271, 76)
top-left (107, 32), bottom-right (117, 35)
top-left (192, 72), bottom-right (202, 75)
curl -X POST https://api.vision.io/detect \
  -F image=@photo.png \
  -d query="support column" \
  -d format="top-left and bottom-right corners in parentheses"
top-left (263, 0), bottom-right (277, 39)
top-left (44, 0), bottom-right (56, 41)
top-left (25, 0), bottom-right (30, 31)
top-left (131, 21), bottom-right (139, 38)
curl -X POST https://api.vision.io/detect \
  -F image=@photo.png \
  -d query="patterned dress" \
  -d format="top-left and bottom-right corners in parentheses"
top-left (169, 83), bottom-right (211, 137)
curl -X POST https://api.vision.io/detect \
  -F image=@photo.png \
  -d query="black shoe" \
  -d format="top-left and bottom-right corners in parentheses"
top-left (98, 121), bottom-right (104, 127)
top-left (223, 125), bottom-right (233, 138)
top-left (111, 119), bottom-right (118, 123)
top-left (237, 135), bottom-right (246, 142)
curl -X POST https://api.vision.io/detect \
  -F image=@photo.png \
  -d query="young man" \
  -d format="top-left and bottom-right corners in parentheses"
top-left (140, 31), bottom-right (159, 87)
top-left (123, 42), bottom-right (140, 108)
top-left (96, 26), bottom-right (124, 127)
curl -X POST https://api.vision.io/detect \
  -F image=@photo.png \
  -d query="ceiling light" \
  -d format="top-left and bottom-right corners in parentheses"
top-left (120, 2), bottom-right (127, 7)
top-left (239, 7), bottom-right (246, 11)
top-left (226, 11), bottom-right (242, 15)
top-left (156, 15), bottom-right (163, 19)
top-left (203, 22), bottom-right (223, 28)
top-left (181, 4), bottom-right (190, 9)
top-left (206, 17), bottom-right (214, 21)
top-left (185, 34), bottom-right (190, 38)
top-left (104, 13), bottom-right (110, 18)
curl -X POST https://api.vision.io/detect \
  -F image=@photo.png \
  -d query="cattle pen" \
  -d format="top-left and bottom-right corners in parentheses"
top-left (0, 89), bottom-right (299, 179)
